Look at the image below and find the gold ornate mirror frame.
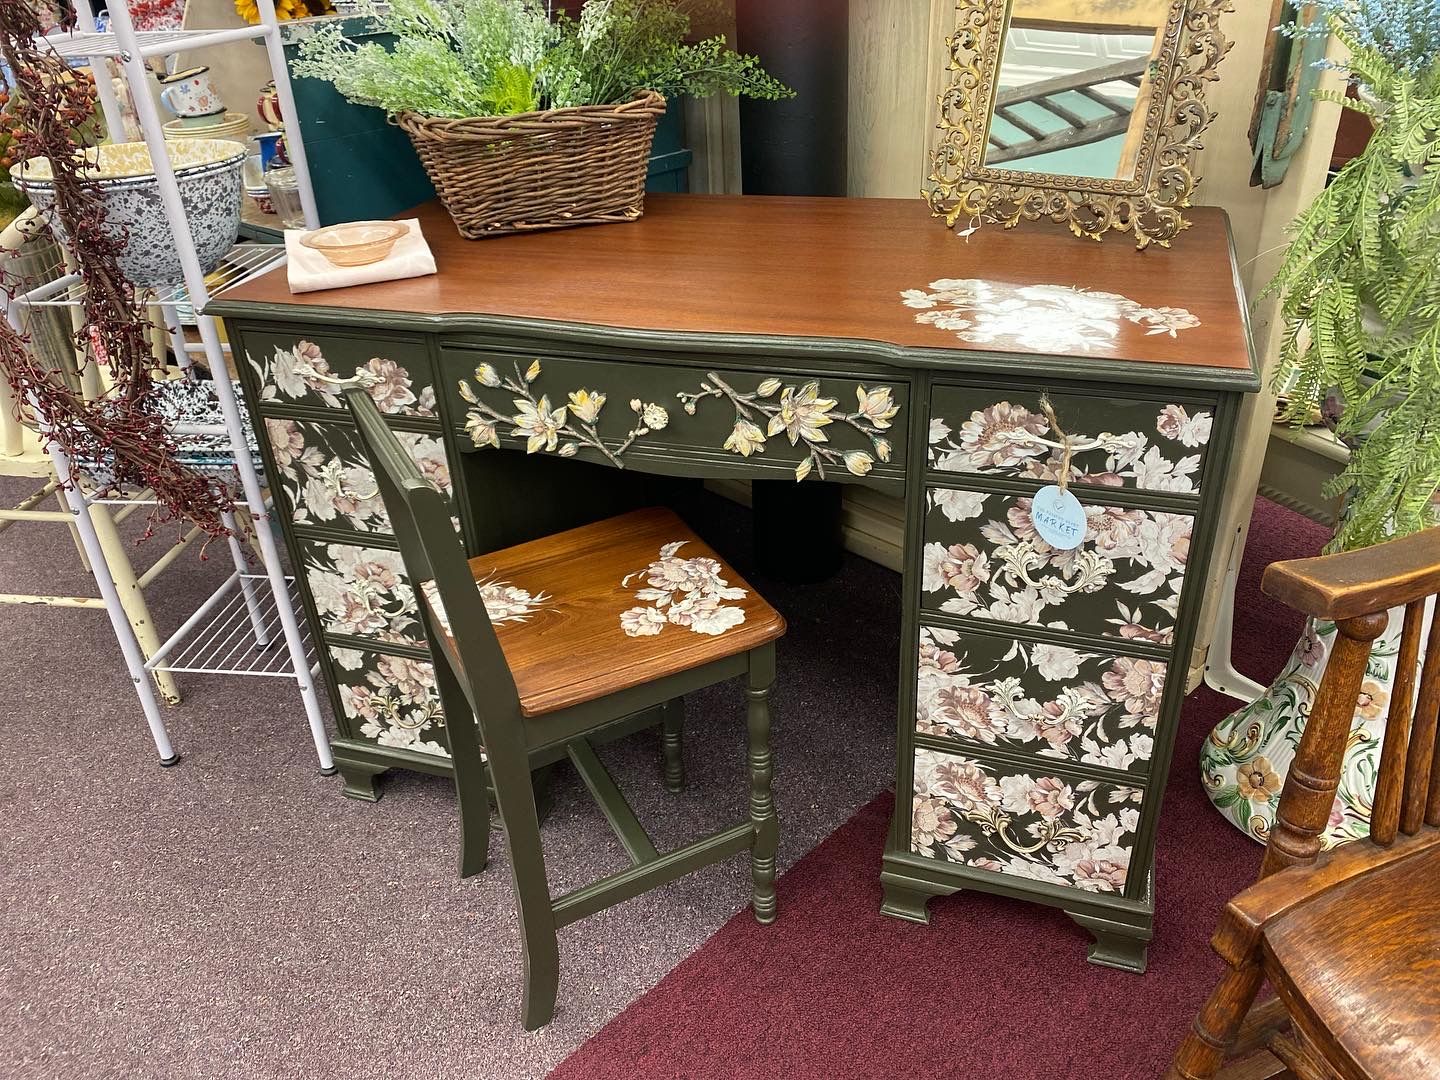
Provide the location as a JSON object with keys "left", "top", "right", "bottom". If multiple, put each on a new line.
{"left": 926, "top": 0, "right": 1235, "bottom": 249}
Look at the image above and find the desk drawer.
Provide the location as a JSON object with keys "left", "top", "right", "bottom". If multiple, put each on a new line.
{"left": 442, "top": 350, "right": 907, "bottom": 484}
{"left": 911, "top": 745, "right": 1143, "bottom": 894}
{"left": 266, "top": 418, "right": 452, "bottom": 537}
{"left": 922, "top": 486, "right": 1192, "bottom": 647}
{"left": 300, "top": 539, "right": 424, "bottom": 648}
{"left": 242, "top": 330, "right": 438, "bottom": 419}
{"left": 916, "top": 625, "right": 1163, "bottom": 775}
{"left": 327, "top": 644, "right": 449, "bottom": 758}
{"left": 928, "top": 385, "right": 1213, "bottom": 496}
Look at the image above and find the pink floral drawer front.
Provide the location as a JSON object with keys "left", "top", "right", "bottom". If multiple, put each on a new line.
{"left": 922, "top": 487, "right": 1193, "bottom": 647}
{"left": 266, "top": 419, "right": 452, "bottom": 537}
{"left": 301, "top": 541, "right": 424, "bottom": 648}
{"left": 328, "top": 645, "right": 449, "bottom": 759}
{"left": 911, "top": 746, "right": 1143, "bottom": 894}
{"left": 928, "top": 387, "right": 1213, "bottom": 496}
{"left": 917, "top": 626, "right": 1165, "bottom": 775}
{"left": 246, "top": 334, "right": 438, "bottom": 418}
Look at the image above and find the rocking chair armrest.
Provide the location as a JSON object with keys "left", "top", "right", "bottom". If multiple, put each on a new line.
{"left": 1262, "top": 527, "right": 1440, "bottom": 621}
{"left": 1213, "top": 829, "right": 1440, "bottom": 965}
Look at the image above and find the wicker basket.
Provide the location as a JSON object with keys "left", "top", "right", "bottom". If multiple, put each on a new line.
{"left": 395, "top": 90, "right": 667, "bottom": 240}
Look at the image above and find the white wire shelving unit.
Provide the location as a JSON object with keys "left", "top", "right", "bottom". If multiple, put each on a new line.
{"left": 11, "top": 0, "right": 333, "bottom": 771}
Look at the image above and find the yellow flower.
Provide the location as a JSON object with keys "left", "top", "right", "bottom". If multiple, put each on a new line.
{"left": 843, "top": 450, "right": 874, "bottom": 476}
{"left": 724, "top": 419, "right": 767, "bottom": 457}
{"left": 756, "top": 378, "right": 783, "bottom": 397}
{"left": 1237, "top": 756, "right": 1282, "bottom": 803}
{"left": 768, "top": 381, "right": 836, "bottom": 445}
{"left": 475, "top": 363, "right": 501, "bottom": 388}
{"left": 464, "top": 413, "right": 499, "bottom": 450}
{"left": 511, "top": 395, "right": 567, "bottom": 453}
{"left": 568, "top": 389, "right": 606, "bottom": 424}
{"left": 855, "top": 385, "right": 899, "bottom": 429}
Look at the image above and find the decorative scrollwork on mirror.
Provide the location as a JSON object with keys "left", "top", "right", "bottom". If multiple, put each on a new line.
{"left": 926, "top": 0, "right": 1234, "bottom": 249}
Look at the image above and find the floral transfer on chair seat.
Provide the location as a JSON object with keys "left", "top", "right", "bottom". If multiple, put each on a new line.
{"left": 420, "top": 577, "right": 552, "bottom": 635}
{"left": 620, "top": 541, "right": 748, "bottom": 637}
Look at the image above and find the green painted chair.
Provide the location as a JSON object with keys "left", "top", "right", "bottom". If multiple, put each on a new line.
{"left": 345, "top": 389, "right": 784, "bottom": 1029}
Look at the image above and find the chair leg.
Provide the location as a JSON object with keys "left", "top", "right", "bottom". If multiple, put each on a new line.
{"left": 434, "top": 660, "right": 491, "bottom": 879}
{"left": 501, "top": 793, "right": 560, "bottom": 1031}
{"left": 1167, "top": 959, "right": 1267, "bottom": 1080}
{"left": 457, "top": 773, "right": 491, "bottom": 880}
{"left": 661, "top": 696, "right": 685, "bottom": 794}
{"left": 747, "top": 644, "right": 779, "bottom": 925}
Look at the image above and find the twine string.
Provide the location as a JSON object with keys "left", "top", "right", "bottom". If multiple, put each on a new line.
{"left": 1038, "top": 394, "right": 1074, "bottom": 493}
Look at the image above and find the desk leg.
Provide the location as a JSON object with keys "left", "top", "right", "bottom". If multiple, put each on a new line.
{"left": 1067, "top": 908, "right": 1152, "bottom": 974}
{"left": 335, "top": 756, "right": 390, "bottom": 802}
{"left": 879, "top": 879, "right": 945, "bottom": 925}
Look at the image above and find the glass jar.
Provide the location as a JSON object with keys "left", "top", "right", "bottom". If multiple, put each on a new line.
{"left": 264, "top": 166, "right": 306, "bottom": 230}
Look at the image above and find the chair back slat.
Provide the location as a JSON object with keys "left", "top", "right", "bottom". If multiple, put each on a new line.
{"left": 1371, "top": 600, "right": 1426, "bottom": 845}
{"left": 1404, "top": 612, "right": 1440, "bottom": 835}
{"left": 344, "top": 389, "right": 524, "bottom": 756}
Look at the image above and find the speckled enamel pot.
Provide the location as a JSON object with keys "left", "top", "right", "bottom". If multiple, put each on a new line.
{"left": 11, "top": 140, "right": 246, "bottom": 288}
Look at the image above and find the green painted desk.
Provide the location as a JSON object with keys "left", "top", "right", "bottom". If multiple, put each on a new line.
{"left": 210, "top": 194, "right": 1258, "bottom": 971}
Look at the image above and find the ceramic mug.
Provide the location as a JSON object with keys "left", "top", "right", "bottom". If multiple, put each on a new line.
{"left": 158, "top": 66, "right": 224, "bottom": 119}
{"left": 250, "top": 131, "right": 283, "bottom": 172}
{"left": 256, "top": 80, "right": 284, "bottom": 131}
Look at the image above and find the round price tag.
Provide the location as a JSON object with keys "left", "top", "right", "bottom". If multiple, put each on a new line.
{"left": 1030, "top": 485, "right": 1087, "bottom": 550}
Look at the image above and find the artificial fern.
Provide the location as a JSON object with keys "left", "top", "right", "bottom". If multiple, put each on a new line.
{"left": 1270, "top": 5, "right": 1440, "bottom": 551}
{"left": 291, "top": 0, "right": 792, "bottom": 121}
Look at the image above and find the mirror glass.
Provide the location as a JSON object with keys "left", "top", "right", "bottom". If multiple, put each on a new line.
{"left": 983, "top": 0, "right": 1170, "bottom": 181}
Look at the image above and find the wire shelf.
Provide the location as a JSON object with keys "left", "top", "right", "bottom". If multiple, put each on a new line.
{"left": 39, "top": 25, "right": 269, "bottom": 60}
{"left": 145, "top": 572, "right": 316, "bottom": 677}
{"left": 19, "top": 243, "right": 287, "bottom": 314}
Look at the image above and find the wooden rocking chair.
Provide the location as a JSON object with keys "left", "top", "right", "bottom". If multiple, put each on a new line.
{"left": 1169, "top": 528, "right": 1440, "bottom": 1079}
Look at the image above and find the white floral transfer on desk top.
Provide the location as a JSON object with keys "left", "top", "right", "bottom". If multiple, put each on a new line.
{"left": 900, "top": 279, "right": 1201, "bottom": 354}
{"left": 621, "top": 541, "right": 748, "bottom": 638}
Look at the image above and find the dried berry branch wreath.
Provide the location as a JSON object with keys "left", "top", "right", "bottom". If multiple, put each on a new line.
{"left": 0, "top": 1, "right": 231, "bottom": 542}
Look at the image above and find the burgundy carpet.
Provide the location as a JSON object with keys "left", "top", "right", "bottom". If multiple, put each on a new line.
{"left": 549, "top": 499, "right": 1331, "bottom": 1080}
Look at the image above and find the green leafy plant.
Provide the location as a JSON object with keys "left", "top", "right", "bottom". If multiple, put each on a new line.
{"left": 1270, "top": 5, "right": 1440, "bottom": 551}
{"left": 291, "top": 0, "right": 792, "bottom": 120}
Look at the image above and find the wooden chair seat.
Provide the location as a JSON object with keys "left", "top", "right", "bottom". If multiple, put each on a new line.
{"left": 1262, "top": 841, "right": 1440, "bottom": 1079}
{"left": 420, "top": 506, "right": 786, "bottom": 717}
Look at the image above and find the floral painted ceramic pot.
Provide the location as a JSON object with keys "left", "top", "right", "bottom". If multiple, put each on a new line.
{"left": 11, "top": 139, "right": 246, "bottom": 288}
{"left": 1201, "top": 602, "right": 1429, "bottom": 847}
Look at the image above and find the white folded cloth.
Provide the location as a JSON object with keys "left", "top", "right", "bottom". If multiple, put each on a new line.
{"left": 285, "top": 218, "right": 437, "bottom": 294}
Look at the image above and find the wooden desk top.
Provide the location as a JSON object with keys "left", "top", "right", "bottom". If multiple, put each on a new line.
{"left": 212, "top": 195, "right": 1255, "bottom": 377}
